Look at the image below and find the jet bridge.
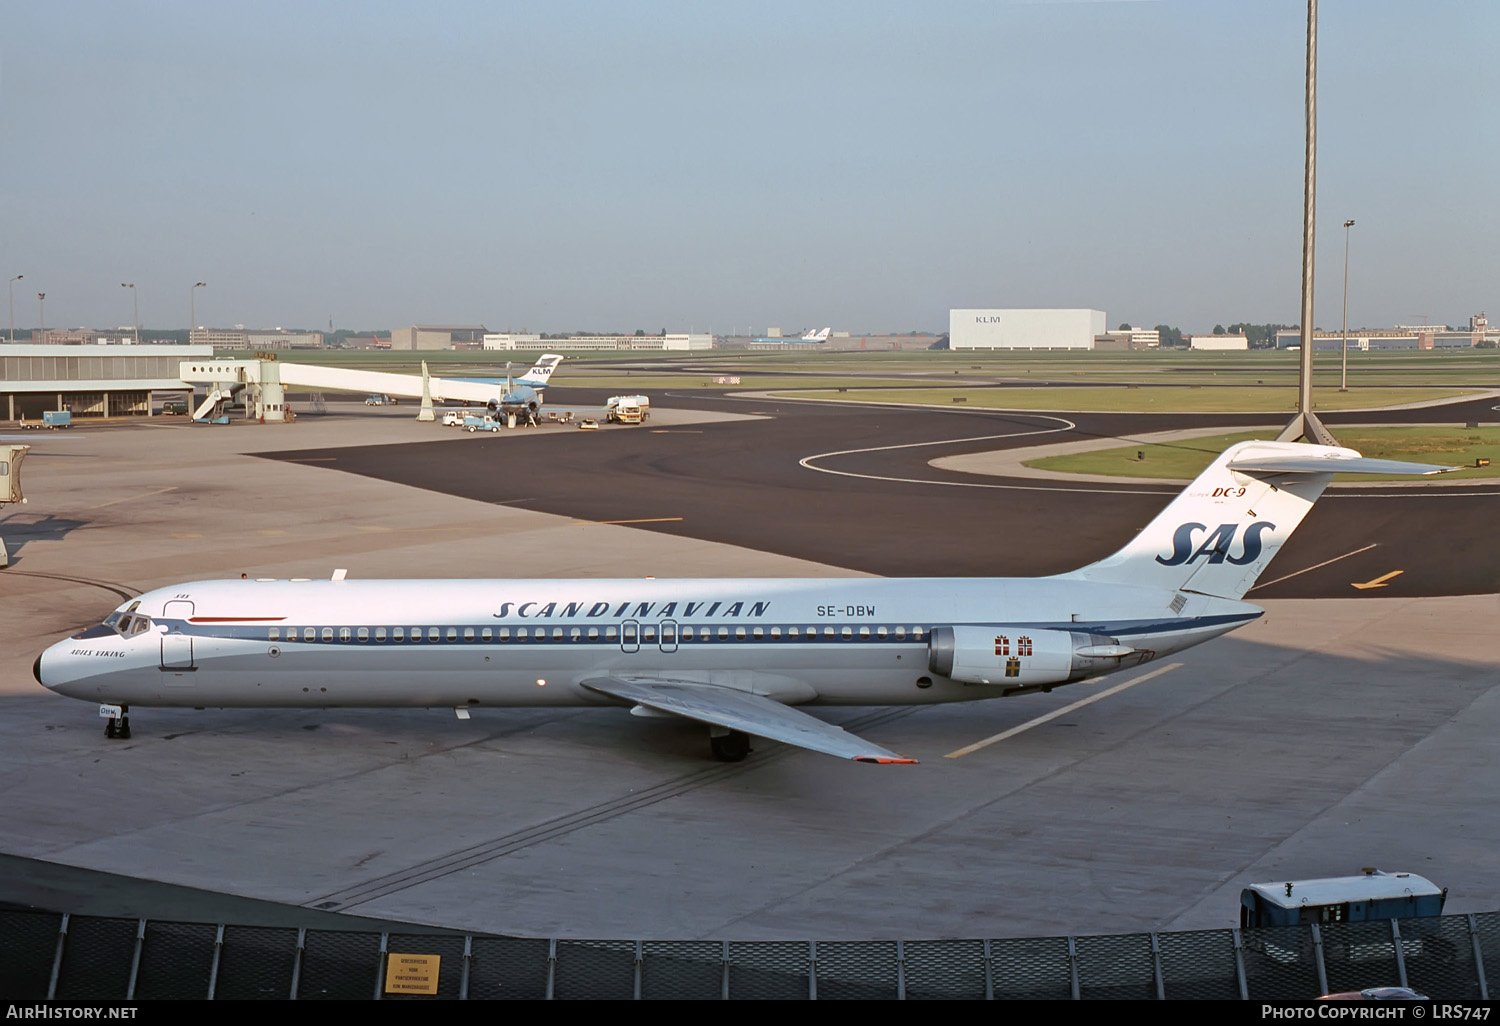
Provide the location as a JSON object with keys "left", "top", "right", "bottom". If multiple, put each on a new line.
{"left": 179, "top": 357, "right": 512, "bottom": 423}
{"left": 1, "top": 444, "right": 29, "bottom": 568}
{"left": 178, "top": 359, "right": 285, "bottom": 423}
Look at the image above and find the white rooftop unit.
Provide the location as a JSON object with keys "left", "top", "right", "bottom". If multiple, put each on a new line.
{"left": 949, "top": 309, "right": 1106, "bottom": 350}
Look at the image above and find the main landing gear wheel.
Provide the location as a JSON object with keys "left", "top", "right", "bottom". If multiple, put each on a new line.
{"left": 710, "top": 730, "right": 751, "bottom": 762}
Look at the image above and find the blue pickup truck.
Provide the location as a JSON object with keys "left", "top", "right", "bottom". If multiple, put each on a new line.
{"left": 462, "top": 414, "right": 501, "bottom": 433}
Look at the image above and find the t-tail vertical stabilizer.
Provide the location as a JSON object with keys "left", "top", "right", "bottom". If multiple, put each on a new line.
{"left": 1059, "top": 440, "right": 1454, "bottom": 600}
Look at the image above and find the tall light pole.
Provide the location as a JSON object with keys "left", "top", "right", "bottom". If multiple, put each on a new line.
{"left": 7, "top": 275, "right": 21, "bottom": 343}
{"left": 37, "top": 293, "right": 45, "bottom": 340}
{"left": 1278, "top": 0, "right": 1338, "bottom": 446}
{"left": 1340, "top": 219, "right": 1355, "bottom": 391}
{"left": 121, "top": 283, "right": 139, "bottom": 344}
{"left": 191, "top": 282, "right": 206, "bottom": 336}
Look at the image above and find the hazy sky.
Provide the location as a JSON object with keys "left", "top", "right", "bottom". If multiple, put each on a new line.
{"left": 2, "top": 1, "right": 1494, "bottom": 335}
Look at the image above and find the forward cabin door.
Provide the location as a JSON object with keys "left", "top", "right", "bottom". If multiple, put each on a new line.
{"left": 160, "top": 599, "right": 197, "bottom": 673}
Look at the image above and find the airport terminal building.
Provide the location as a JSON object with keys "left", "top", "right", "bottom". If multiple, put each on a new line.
{"left": 0, "top": 343, "right": 210, "bottom": 421}
{"left": 1275, "top": 314, "right": 1498, "bottom": 351}
{"left": 949, "top": 309, "right": 1106, "bottom": 350}
{"left": 483, "top": 333, "right": 713, "bottom": 352}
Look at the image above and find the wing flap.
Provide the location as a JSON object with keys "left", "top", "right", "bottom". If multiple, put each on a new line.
{"left": 581, "top": 676, "right": 917, "bottom": 764}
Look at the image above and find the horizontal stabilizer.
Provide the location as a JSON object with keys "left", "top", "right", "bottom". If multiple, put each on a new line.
{"left": 581, "top": 676, "right": 917, "bottom": 764}
{"left": 1227, "top": 454, "right": 1456, "bottom": 476}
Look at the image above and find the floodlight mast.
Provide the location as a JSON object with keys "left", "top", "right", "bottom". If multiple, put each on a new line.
{"left": 1278, "top": 0, "right": 1338, "bottom": 446}
{"left": 1340, "top": 220, "right": 1354, "bottom": 392}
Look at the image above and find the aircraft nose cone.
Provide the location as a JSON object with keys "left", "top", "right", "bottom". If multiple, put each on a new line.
{"left": 33, "top": 651, "right": 46, "bottom": 686}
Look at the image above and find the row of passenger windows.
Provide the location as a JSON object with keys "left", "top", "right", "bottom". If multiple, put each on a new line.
{"left": 266, "top": 624, "right": 929, "bottom": 644}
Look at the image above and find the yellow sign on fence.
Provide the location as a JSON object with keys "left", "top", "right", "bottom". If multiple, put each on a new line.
{"left": 385, "top": 952, "right": 441, "bottom": 995}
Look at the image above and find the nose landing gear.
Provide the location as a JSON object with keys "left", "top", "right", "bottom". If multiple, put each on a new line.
{"left": 102, "top": 704, "right": 131, "bottom": 740}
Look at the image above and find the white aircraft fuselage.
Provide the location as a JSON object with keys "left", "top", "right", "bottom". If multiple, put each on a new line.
{"left": 33, "top": 441, "right": 1454, "bottom": 762}
{"left": 35, "top": 576, "right": 1258, "bottom": 711}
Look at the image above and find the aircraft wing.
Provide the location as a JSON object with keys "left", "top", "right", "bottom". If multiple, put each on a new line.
{"left": 580, "top": 676, "right": 917, "bottom": 764}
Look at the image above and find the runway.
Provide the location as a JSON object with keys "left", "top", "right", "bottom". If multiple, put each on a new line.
{"left": 2, "top": 399, "right": 1497, "bottom": 940}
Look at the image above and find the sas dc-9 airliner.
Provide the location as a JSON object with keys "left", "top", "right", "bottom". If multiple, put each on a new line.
{"left": 33, "top": 441, "right": 1450, "bottom": 763}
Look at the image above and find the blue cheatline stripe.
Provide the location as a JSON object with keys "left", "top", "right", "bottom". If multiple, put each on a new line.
{"left": 164, "top": 612, "right": 1254, "bottom": 645}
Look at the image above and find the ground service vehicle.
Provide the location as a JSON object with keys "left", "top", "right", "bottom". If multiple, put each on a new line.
{"left": 1241, "top": 870, "right": 1446, "bottom": 928}
{"left": 606, "top": 395, "right": 648, "bottom": 423}
{"left": 463, "top": 415, "right": 501, "bottom": 433}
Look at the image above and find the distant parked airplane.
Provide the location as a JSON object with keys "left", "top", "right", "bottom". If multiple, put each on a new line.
{"left": 480, "top": 354, "right": 564, "bottom": 427}
{"left": 751, "top": 328, "right": 831, "bottom": 344}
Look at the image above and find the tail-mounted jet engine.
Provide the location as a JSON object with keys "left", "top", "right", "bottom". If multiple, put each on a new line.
{"left": 927, "top": 626, "right": 1146, "bottom": 694}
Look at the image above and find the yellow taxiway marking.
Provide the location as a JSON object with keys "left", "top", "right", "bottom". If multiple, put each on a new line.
{"left": 944, "top": 661, "right": 1184, "bottom": 759}
{"left": 1353, "top": 570, "right": 1404, "bottom": 590}
{"left": 81, "top": 486, "right": 177, "bottom": 510}
{"left": 355, "top": 525, "right": 393, "bottom": 533}
{"left": 572, "top": 517, "right": 685, "bottom": 526}
{"left": 650, "top": 430, "right": 702, "bottom": 434}
{"left": 258, "top": 529, "right": 289, "bottom": 536}
{"left": 170, "top": 532, "right": 204, "bottom": 540}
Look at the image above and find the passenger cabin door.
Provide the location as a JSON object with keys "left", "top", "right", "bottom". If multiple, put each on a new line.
{"left": 159, "top": 599, "right": 196, "bottom": 672}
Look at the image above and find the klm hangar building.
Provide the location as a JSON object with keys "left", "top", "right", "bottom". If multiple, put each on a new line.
{"left": 949, "top": 309, "right": 1106, "bottom": 350}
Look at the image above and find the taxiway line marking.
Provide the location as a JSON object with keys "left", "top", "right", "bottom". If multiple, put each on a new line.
{"left": 1247, "top": 544, "right": 1377, "bottom": 592}
{"left": 82, "top": 486, "right": 177, "bottom": 510}
{"left": 944, "top": 661, "right": 1184, "bottom": 759}
{"left": 572, "top": 517, "right": 685, "bottom": 526}
{"left": 1353, "top": 570, "right": 1404, "bottom": 590}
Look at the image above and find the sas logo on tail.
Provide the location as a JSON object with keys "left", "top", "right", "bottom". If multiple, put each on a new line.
{"left": 1156, "top": 522, "right": 1278, "bottom": 567}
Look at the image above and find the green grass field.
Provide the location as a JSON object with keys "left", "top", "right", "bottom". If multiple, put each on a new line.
{"left": 1025, "top": 426, "right": 1500, "bottom": 480}
{"left": 776, "top": 385, "right": 1481, "bottom": 413}
{"left": 265, "top": 346, "right": 1500, "bottom": 408}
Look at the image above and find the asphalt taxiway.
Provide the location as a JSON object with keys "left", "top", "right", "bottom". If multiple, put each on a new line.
{"left": 2, "top": 400, "right": 1496, "bottom": 940}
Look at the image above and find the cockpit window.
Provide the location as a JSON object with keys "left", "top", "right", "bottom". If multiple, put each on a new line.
{"left": 103, "top": 613, "right": 154, "bottom": 637}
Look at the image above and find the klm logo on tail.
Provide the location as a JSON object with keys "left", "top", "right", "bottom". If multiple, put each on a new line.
{"left": 1155, "top": 522, "right": 1278, "bottom": 567}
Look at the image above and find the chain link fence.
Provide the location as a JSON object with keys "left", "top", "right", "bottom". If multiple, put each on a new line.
{"left": 2, "top": 907, "right": 1493, "bottom": 1000}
